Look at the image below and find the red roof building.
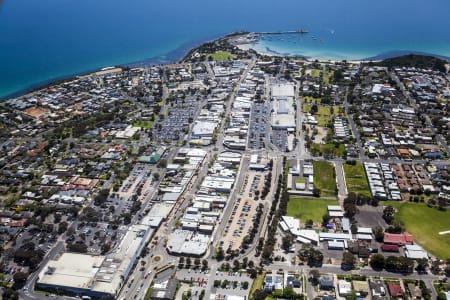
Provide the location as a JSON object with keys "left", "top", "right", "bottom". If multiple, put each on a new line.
{"left": 388, "top": 283, "right": 403, "bottom": 297}
{"left": 381, "top": 244, "right": 400, "bottom": 252}
{"left": 383, "top": 232, "right": 414, "bottom": 246}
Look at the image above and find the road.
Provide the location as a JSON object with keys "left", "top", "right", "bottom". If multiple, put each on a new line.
{"left": 19, "top": 242, "right": 65, "bottom": 300}
{"left": 333, "top": 160, "right": 347, "bottom": 205}
{"left": 343, "top": 87, "right": 365, "bottom": 159}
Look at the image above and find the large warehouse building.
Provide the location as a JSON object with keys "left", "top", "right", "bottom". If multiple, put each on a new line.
{"left": 36, "top": 224, "right": 153, "bottom": 299}
{"left": 270, "top": 83, "right": 296, "bottom": 129}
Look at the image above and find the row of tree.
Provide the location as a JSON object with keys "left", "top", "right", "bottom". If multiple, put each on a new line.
{"left": 261, "top": 158, "right": 289, "bottom": 262}
{"left": 370, "top": 254, "right": 415, "bottom": 274}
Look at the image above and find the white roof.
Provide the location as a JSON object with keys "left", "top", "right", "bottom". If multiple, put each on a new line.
{"left": 357, "top": 227, "right": 373, "bottom": 234}
{"left": 329, "top": 211, "right": 344, "bottom": 217}
{"left": 328, "top": 205, "right": 343, "bottom": 211}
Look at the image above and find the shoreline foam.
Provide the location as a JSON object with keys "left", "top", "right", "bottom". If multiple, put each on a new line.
{"left": 2, "top": 31, "right": 449, "bottom": 101}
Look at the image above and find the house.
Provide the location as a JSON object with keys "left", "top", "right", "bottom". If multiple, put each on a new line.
{"left": 319, "top": 276, "right": 335, "bottom": 291}
{"left": 407, "top": 283, "right": 422, "bottom": 299}
{"left": 292, "top": 280, "right": 301, "bottom": 288}
{"left": 383, "top": 232, "right": 414, "bottom": 246}
{"left": 264, "top": 275, "right": 274, "bottom": 292}
{"left": 369, "top": 280, "right": 386, "bottom": 299}
{"left": 338, "top": 280, "right": 352, "bottom": 296}
{"left": 387, "top": 283, "right": 403, "bottom": 298}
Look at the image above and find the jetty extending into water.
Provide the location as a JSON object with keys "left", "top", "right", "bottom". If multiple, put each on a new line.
{"left": 257, "top": 29, "right": 308, "bottom": 35}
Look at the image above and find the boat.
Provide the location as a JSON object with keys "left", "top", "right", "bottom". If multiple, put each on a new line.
{"left": 300, "top": 29, "right": 309, "bottom": 34}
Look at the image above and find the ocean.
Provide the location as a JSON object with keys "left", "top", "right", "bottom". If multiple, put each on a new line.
{"left": 1, "top": 0, "right": 450, "bottom": 99}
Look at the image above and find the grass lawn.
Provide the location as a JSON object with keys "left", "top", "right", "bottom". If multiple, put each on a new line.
{"left": 313, "top": 161, "right": 337, "bottom": 197}
{"left": 249, "top": 274, "right": 265, "bottom": 300}
{"left": 207, "top": 50, "right": 234, "bottom": 61}
{"left": 383, "top": 201, "right": 450, "bottom": 259}
{"left": 132, "top": 120, "right": 154, "bottom": 129}
{"left": 310, "top": 143, "right": 346, "bottom": 158}
{"left": 324, "top": 70, "right": 334, "bottom": 85}
{"left": 434, "top": 280, "right": 450, "bottom": 294}
{"left": 343, "top": 162, "right": 371, "bottom": 197}
{"left": 302, "top": 104, "right": 343, "bottom": 126}
{"left": 311, "top": 69, "right": 321, "bottom": 77}
{"left": 287, "top": 197, "right": 338, "bottom": 222}
{"left": 144, "top": 288, "right": 153, "bottom": 300}
{"left": 301, "top": 96, "right": 321, "bottom": 104}
{"left": 296, "top": 177, "right": 305, "bottom": 184}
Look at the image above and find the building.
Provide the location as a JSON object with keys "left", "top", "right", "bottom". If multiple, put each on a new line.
{"left": 271, "top": 83, "right": 296, "bottom": 129}
{"left": 404, "top": 244, "right": 428, "bottom": 260}
{"left": 36, "top": 224, "right": 152, "bottom": 299}
{"left": 319, "top": 276, "right": 334, "bottom": 291}
{"left": 387, "top": 283, "right": 403, "bottom": 298}
{"left": 166, "top": 230, "right": 209, "bottom": 257}
{"left": 151, "top": 279, "right": 178, "bottom": 300}
{"left": 338, "top": 280, "right": 352, "bottom": 296}
{"left": 383, "top": 232, "right": 414, "bottom": 246}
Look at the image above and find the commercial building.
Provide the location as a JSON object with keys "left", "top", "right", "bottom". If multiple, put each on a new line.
{"left": 270, "top": 83, "right": 296, "bottom": 129}
{"left": 36, "top": 225, "right": 153, "bottom": 299}
{"left": 166, "top": 230, "right": 210, "bottom": 257}
{"left": 191, "top": 121, "right": 218, "bottom": 138}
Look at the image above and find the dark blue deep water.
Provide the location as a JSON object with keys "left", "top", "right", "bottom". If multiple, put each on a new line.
{"left": 1, "top": 0, "right": 450, "bottom": 99}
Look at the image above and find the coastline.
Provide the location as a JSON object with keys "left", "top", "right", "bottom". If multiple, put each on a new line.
{"left": 2, "top": 31, "right": 449, "bottom": 102}
{"left": 0, "top": 34, "right": 223, "bottom": 102}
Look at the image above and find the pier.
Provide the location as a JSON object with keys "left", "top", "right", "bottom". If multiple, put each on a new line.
{"left": 257, "top": 29, "right": 308, "bottom": 35}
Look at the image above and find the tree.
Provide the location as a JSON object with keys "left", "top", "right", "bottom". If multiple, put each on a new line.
{"left": 416, "top": 258, "right": 428, "bottom": 274}
{"left": 153, "top": 172, "right": 160, "bottom": 181}
{"left": 344, "top": 195, "right": 358, "bottom": 220}
{"left": 216, "top": 247, "right": 225, "bottom": 261}
{"left": 58, "top": 221, "right": 68, "bottom": 234}
{"left": 248, "top": 260, "right": 255, "bottom": 269}
{"left": 281, "top": 235, "right": 294, "bottom": 252}
{"left": 341, "top": 251, "right": 355, "bottom": 270}
{"left": 385, "top": 256, "right": 414, "bottom": 273}
{"left": 373, "top": 226, "right": 384, "bottom": 242}
{"left": 157, "top": 159, "right": 167, "bottom": 169}
{"left": 383, "top": 205, "right": 395, "bottom": 224}
{"left": 194, "top": 258, "right": 201, "bottom": 266}
{"left": 233, "top": 259, "right": 240, "bottom": 271}
{"left": 202, "top": 259, "right": 208, "bottom": 270}
{"left": 322, "top": 213, "right": 331, "bottom": 226}
{"left": 2, "top": 287, "right": 19, "bottom": 300}
{"left": 179, "top": 256, "right": 185, "bottom": 266}
{"left": 13, "top": 272, "right": 28, "bottom": 289}
{"left": 198, "top": 289, "right": 205, "bottom": 300}
{"left": 305, "top": 219, "right": 314, "bottom": 228}
{"left": 100, "top": 243, "right": 111, "bottom": 254}
{"left": 67, "top": 242, "right": 88, "bottom": 253}
{"left": 309, "top": 269, "right": 320, "bottom": 286}
{"left": 370, "top": 254, "right": 385, "bottom": 270}
{"left": 312, "top": 188, "right": 321, "bottom": 197}
{"left": 242, "top": 281, "right": 249, "bottom": 289}
{"left": 186, "top": 257, "right": 192, "bottom": 266}
{"left": 253, "top": 290, "right": 268, "bottom": 300}
{"left": 298, "top": 245, "right": 323, "bottom": 267}
{"left": 438, "top": 197, "right": 447, "bottom": 210}
{"left": 445, "top": 258, "right": 450, "bottom": 277}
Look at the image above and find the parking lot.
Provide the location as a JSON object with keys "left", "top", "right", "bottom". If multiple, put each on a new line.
{"left": 153, "top": 95, "right": 202, "bottom": 142}
{"left": 222, "top": 171, "right": 267, "bottom": 251}
{"left": 354, "top": 205, "right": 387, "bottom": 228}
{"left": 248, "top": 102, "right": 270, "bottom": 149}
{"left": 272, "top": 129, "right": 288, "bottom": 151}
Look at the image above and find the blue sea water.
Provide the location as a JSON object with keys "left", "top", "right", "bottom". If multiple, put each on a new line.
{"left": 1, "top": 0, "right": 450, "bottom": 99}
